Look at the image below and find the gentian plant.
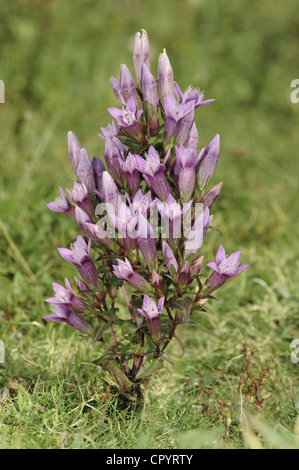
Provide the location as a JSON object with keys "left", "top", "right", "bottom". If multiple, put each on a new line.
{"left": 46, "top": 31, "right": 248, "bottom": 406}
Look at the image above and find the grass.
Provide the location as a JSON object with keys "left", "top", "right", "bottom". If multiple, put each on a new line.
{"left": 0, "top": 0, "right": 299, "bottom": 449}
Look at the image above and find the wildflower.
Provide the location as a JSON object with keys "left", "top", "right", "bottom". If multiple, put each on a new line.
{"left": 137, "top": 295, "right": 164, "bottom": 342}
{"left": 104, "top": 137, "right": 126, "bottom": 187}
{"left": 175, "top": 144, "right": 199, "bottom": 201}
{"left": 120, "top": 152, "right": 141, "bottom": 194}
{"left": 43, "top": 304, "right": 92, "bottom": 335}
{"left": 108, "top": 96, "right": 143, "bottom": 141}
{"left": 164, "top": 92, "right": 195, "bottom": 145}
{"left": 136, "top": 146, "right": 170, "bottom": 200}
{"left": 47, "top": 188, "right": 75, "bottom": 219}
{"left": 205, "top": 245, "right": 249, "bottom": 294}
{"left": 133, "top": 29, "right": 151, "bottom": 86}
{"left": 157, "top": 50, "right": 175, "bottom": 103}
{"left": 112, "top": 257, "right": 151, "bottom": 291}
{"left": 58, "top": 235, "right": 99, "bottom": 288}
{"left": 197, "top": 134, "right": 220, "bottom": 190}
{"left": 45, "top": 278, "right": 88, "bottom": 313}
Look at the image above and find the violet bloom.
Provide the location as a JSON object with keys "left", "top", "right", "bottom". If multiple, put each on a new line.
{"left": 157, "top": 50, "right": 175, "bottom": 104}
{"left": 110, "top": 200, "right": 139, "bottom": 252}
{"left": 120, "top": 152, "right": 141, "bottom": 194}
{"left": 197, "top": 134, "right": 220, "bottom": 191}
{"left": 136, "top": 146, "right": 170, "bottom": 200}
{"left": 101, "top": 171, "right": 120, "bottom": 215}
{"left": 175, "top": 144, "right": 199, "bottom": 201}
{"left": 156, "top": 193, "right": 192, "bottom": 242}
{"left": 184, "top": 206, "right": 213, "bottom": 258}
{"left": 92, "top": 156, "right": 105, "bottom": 191}
{"left": 67, "top": 131, "right": 82, "bottom": 174}
{"left": 98, "top": 121, "right": 120, "bottom": 141}
{"left": 164, "top": 92, "right": 195, "bottom": 145}
{"left": 85, "top": 222, "right": 115, "bottom": 249}
{"left": 137, "top": 295, "right": 164, "bottom": 343}
{"left": 185, "top": 122, "right": 199, "bottom": 153}
{"left": 137, "top": 214, "right": 158, "bottom": 271}
{"left": 162, "top": 241, "right": 178, "bottom": 274}
{"left": 67, "top": 182, "right": 95, "bottom": 219}
{"left": 76, "top": 148, "right": 96, "bottom": 195}
{"left": 178, "top": 261, "right": 190, "bottom": 289}
{"left": 201, "top": 182, "right": 222, "bottom": 209}
{"left": 128, "top": 189, "right": 152, "bottom": 217}
{"left": 112, "top": 258, "right": 151, "bottom": 292}
{"left": 133, "top": 29, "right": 151, "bottom": 86}
{"left": 43, "top": 304, "right": 92, "bottom": 335}
{"left": 141, "top": 64, "right": 158, "bottom": 113}
{"left": 58, "top": 235, "right": 99, "bottom": 288}
{"left": 47, "top": 188, "right": 75, "bottom": 219}
{"left": 104, "top": 137, "right": 126, "bottom": 187}
{"left": 75, "top": 206, "right": 94, "bottom": 239}
{"left": 175, "top": 82, "right": 214, "bottom": 109}
{"left": 205, "top": 245, "right": 249, "bottom": 294}
{"left": 110, "top": 65, "right": 139, "bottom": 107}
{"left": 45, "top": 278, "right": 88, "bottom": 313}
{"left": 108, "top": 96, "right": 143, "bottom": 140}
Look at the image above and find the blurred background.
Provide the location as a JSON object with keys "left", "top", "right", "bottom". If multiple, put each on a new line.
{"left": 0, "top": 0, "right": 299, "bottom": 436}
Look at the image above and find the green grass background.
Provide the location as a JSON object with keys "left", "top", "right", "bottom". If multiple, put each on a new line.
{"left": 0, "top": 0, "right": 299, "bottom": 449}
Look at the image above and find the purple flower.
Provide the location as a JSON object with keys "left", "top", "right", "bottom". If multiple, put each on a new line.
{"left": 67, "top": 182, "right": 95, "bottom": 219}
{"left": 120, "top": 152, "right": 141, "bottom": 194}
{"left": 75, "top": 206, "right": 94, "bottom": 238}
{"left": 110, "top": 200, "right": 139, "bottom": 251}
{"left": 197, "top": 134, "right": 220, "bottom": 190}
{"left": 137, "top": 214, "right": 158, "bottom": 271}
{"left": 205, "top": 245, "right": 248, "bottom": 295}
{"left": 112, "top": 257, "right": 151, "bottom": 291}
{"left": 119, "top": 64, "right": 139, "bottom": 105}
{"left": 58, "top": 235, "right": 99, "bottom": 288}
{"left": 157, "top": 50, "right": 175, "bottom": 104}
{"left": 162, "top": 241, "right": 178, "bottom": 274}
{"left": 156, "top": 193, "right": 192, "bottom": 242}
{"left": 190, "top": 255, "right": 204, "bottom": 277}
{"left": 164, "top": 92, "right": 194, "bottom": 145}
{"left": 98, "top": 121, "right": 120, "bottom": 141}
{"left": 108, "top": 96, "right": 143, "bottom": 140}
{"left": 92, "top": 156, "right": 105, "bottom": 191}
{"left": 184, "top": 206, "right": 213, "bottom": 258}
{"left": 104, "top": 137, "right": 125, "bottom": 187}
{"left": 101, "top": 171, "right": 120, "bottom": 214}
{"left": 76, "top": 148, "right": 96, "bottom": 195}
{"left": 85, "top": 222, "right": 115, "bottom": 249}
{"left": 185, "top": 122, "right": 199, "bottom": 153}
{"left": 67, "top": 131, "right": 82, "bottom": 174}
{"left": 137, "top": 295, "right": 164, "bottom": 342}
{"left": 43, "top": 304, "right": 92, "bottom": 335}
{"left": 47, "top": 188, "right": 75, "bottom": 219}
{"left": 133, "top": 30, "right": 151, "bottom": 86}
{"left": 110, "top": 64, "right": 139, "bottom": 107}
{"left": 175, "top": 144, "right": 199, "bottom": 201}
{"left": 201, "top": 182, "right": 222, "bottom": 208}
{"left": 141, "top": 64, "right": 158, "bottom": 113}
{"left": 175, "top": 82, "right": 214, "bottom": 109}
{"left": 136, "top": 146, "right": 170, "bottom": 200}
{"left": 45, "top": 278, "right": 88, "bottom": 313}
{"left": 178, "top": 261, "right": 190, "bottom": 288}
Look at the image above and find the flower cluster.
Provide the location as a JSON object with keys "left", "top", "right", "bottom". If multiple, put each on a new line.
{"left": 46, "top": 31, "right": 248, "bottom": 382}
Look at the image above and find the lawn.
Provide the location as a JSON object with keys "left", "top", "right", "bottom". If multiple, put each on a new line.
{"left": 0, "top": 0, "right": 298, "bottom": 449}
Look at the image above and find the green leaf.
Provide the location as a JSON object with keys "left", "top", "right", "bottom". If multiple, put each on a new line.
{"left": 135, "top": 360, "right": 164, "bottom": 379}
